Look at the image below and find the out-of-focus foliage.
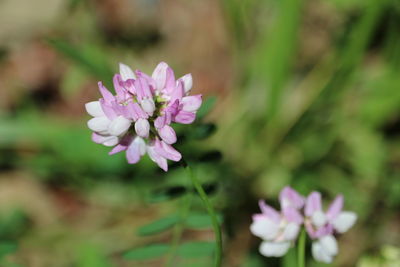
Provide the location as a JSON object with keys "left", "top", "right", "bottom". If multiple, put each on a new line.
{"left": 0, "top": 0, "right": 399, "bottom": 266}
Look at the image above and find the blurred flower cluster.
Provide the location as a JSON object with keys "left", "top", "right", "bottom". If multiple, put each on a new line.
{"left": 85, "top": 62, "right": 202, "bottom": 171}
{"left": 250, "top": 187, "right": 357, "bottom": 263}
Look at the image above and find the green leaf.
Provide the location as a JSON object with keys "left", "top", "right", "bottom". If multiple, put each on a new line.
{"left": 197, "top": 96, "right": 217, "bottom": 119}
{"left": 123, "top": 244, "right": 170, "bottom": 260}
{"left": 176, "top": 242, "right": 215, "bottom": 258}
{"left": 190, "top": 123, "right": 216, "bottom": 140}
{"left": 147, "top": 186, "right": 188, "bottom": 203}
{"left": 0, "top": 241, "right": 17, "bottom": 259}
{"left": 185, "top": 213, "right": 222, "bottom": 229}
{"left": 254, "top": 0, "right": 303, "bottom": 120}
{"left": 76, "top": 243, "right": 111, "bottom": 267}
{"left": 137, "top": 215, "right": 180, "bottom": 236}
{"left": 47, "top": 39, "right": 114, "bottom": 87}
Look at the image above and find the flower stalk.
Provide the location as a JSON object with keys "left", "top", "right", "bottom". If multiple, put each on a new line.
{"left": 297, "top": 228, "right": 306, "bottom": 267}
{"left": 181, "top": 159, "right": 222, "bottom": 267}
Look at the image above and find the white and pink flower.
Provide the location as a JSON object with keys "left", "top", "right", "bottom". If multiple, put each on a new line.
{"left": 304, "top": 192, "right": 357, "bottom": 263}
{"left": 250, "top": 187, "right": 357, "bottom": 263}
{"left": 250, "top": 187, "right": 304, "bottom": 257}
{"left": 85, "top": 62, "right": 202, "bottom": 171}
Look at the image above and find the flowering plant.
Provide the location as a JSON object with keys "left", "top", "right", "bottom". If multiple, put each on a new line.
{"left": 85, "top": 62, "right": 222, "bottom": 266}
{"left": 85, "top": 62, "right": 202, "bottom": 171}
{"left": 250, "top": 187, "right": 357, "bottom": 264}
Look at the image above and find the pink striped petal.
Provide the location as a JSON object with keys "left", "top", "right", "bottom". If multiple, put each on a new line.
{"left": 174, "top": 110, "right": 196, "bottom": 124}
{"left": 99, "top": 99, "right": 117, "bottom": 120}
{"left": 164, "top": 66, "right": 176, "bottom": 94}
{"left": 109, "top": 144, "right": 128, "bottom": 155}
{"left": 258, "top": 200, "right": 280, "bottom": 223}
{"left": 147, "top": 144, "right": 168, "bottom": 171}
{"left": 154, "top": 115, "right": 167, "bottom": 129}
{"left": 178, "top": 74, "right": 193, "bottom": 94}
{"left": 113, "top": 74, "right": 125, "bottom": 98}
{"left": 282, "top": 206, "right": 303, "bottom": 224}
{"left": 154, "top": 139, "right": 181, "bottom": 161}
{"left": 119, "top": 63, "right": 136, "bottom": 81}
{"left": 98, "top": 82, "right": 114, "bottom": 103}
{"left": 326, "top": 195, "right": 343, "bottom": 221}
{"left": 279, "top": 186, "right": 305, "bottom": 210}
{"left": 152, "top": 62, "right": 168, "bottom": 92}
{"left": 169, "top": 80, "right": 184, "bottom": 103}
{"left": 135, "top": 118, "right": 150, "bottom": 138}
{"left": 181, "top": 95, "right": 202, "bottom": 112}
{"left": 91, "top": 132, "right": 105, "bottom": 144}
{"left": 158, "top": 125, "right": 177, "bottom": 144}
{"left": 305, "top": 192, "right": 322, "bottom": 217}
{"left": 126, "top": 137, "right": 145, "bottom": 164}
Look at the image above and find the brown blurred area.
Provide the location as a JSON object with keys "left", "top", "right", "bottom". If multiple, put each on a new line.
{"left": 0, "top": 0, "right": 233, "bottom": 112}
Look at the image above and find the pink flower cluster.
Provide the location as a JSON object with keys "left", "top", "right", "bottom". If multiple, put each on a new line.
{"left": 85, "top": 62, "right": 202, "bottom": 171}
{"left": 250, "top": 187, "right": 357, "bottom": 263}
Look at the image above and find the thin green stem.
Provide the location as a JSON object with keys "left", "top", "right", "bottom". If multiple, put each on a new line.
{"left": 181, "top": 159, "right": 222, "bottom": 267}
{"left": 165, "top": 193, "right": 192, "bottom": 267}
{"left": 297, "top": 228, "right": 306, "bottom": 267}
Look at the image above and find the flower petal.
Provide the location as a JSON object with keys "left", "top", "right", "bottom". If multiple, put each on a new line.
{"left": 91, "top": 133, "right": 117, "bottom": 146}
{"left": 258, "top": 200, "right": 281, "bottom": 223}
{"left": 319, "top": 235, "right": 338, "bottom": 256}
{"left": 181, "top": 95, "right": 202, "bottom": 112}
{"left": 174, "top": 110, "right": 196, "bottom": 124}
{"left": 85, "top": 101, "right": 105, "bottom": 117}
{"left": 154, "top": 140, "right": 181, "bottom": 162}
{"left": 147, "top": 145, "right": 168, "bottom": 171}
{"left": 312, "top": 241, "right": 334, "bottom": 263}
{"left": 158, "top": 125, "right": 177, "bottom": 144}
{"left": 134, "top": 118, "right": 150, "bottom": 138}
{"left": 259, "top": 241, "right": 290, "bottom": 257}
{"left": 279, "top": 186, "right": 305, "bottom": 210}
{"left": 152, "top": 62, "right": 168, "bottom": 91}
{"left": 119, "top": 63, "right": 136, "bottom": 81}
{"left": 282, "top": 206, "right": 303, "bottom": 224}
{"left": 134, "top": 75, "right": 152, "bottom": 100}
{"left": 87, "top": 116, "right": 111, "bottom": 134}
{"left": 102, "top": 136, "right": 119, "bottom": 147}
{"left": 250, "top": 216, "right": 280, "bottom": 240}
{"left": 154, "top": 115, "right": 166, "bottom": 129}
{"left": 126, "top": 141, "right": 141, "bottom": 164}
{"left": 314, "top": 224, "right": 334, "bottom": 238}
{"left": 98, "top": 82, "right": 115, "bottom": 103}
{"left": 305, "top": 192, "right": 322, "bottom": 217}
{"left": 108, "top": 135, "right": 132, "bottom": 155}
{"left": 169, "top": 80, "right": 184, "bottom": 102}
{"left": 140, "top": 98, "right": 156, "bottom": 115}
{"left": 113, "top": 74, "right": 125, "bottom": 98}
{"left": 99, "top": 99, "right": 117, "bottom": 120}
{"left": 108, "top": 116, "right": 131, "bottom": 136}
{"left": 311, "top": 210, "right": 327, "bottom": 227}
{"left": 164, "top": 66, "right": 176, "bottom": 94}
{"left": 109, "top": 144, "right": 127, "bottom": 155}
{"left": 179, "top": 73, "right": 193, "bottom": 94}
{"left": 283, "top": 222, "right": 300, "bottom": 241}
{"left": 332, "top": 211, "right": 357, "bottom": 233}
{"left": 326, "top": 195, "right": 343, "bottom": 221}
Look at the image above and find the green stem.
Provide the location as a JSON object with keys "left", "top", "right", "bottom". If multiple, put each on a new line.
{"left": 297, "top": 228, "right": 306, "bottom": 267}
{"left": 181, "top": 159, "right": 223, "bottom": 267}
{"left": 165, "top": 193, "right": 192, "bottom": 267}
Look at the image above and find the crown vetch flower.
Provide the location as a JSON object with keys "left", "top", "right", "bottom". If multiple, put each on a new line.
{"left": 250, "top": 187, "right": 304, "bottom": 257}
{"left": 85, "top": 62, "right": 202, "bottom": 171}
{"left": 304, "top": 192, "right": 357, "bottom": 263}
{"left": 251, "top": 187, "right": 357, "bottom": 263}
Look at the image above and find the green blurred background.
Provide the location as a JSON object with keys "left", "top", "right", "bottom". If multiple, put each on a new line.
{"left": 0, "top": 0, "right": 399, "bottom": 266}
